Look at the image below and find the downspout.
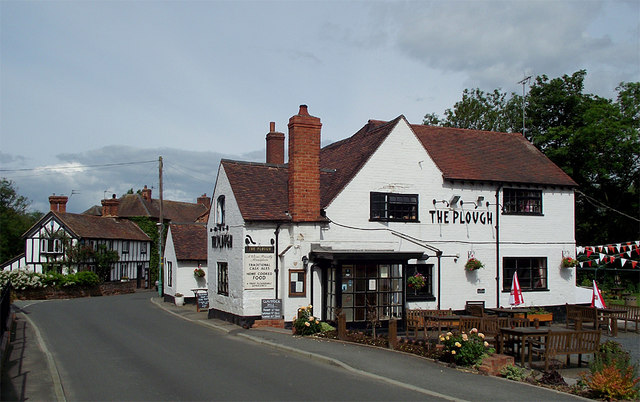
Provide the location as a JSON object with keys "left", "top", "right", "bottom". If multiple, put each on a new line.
{"left": 495, "top": 185, "right": 502, "bottom": 308}
{"left": 436, "top": 251, "right": 443, "bottom": 310}
{"left": 274, "top": 223, "right": 280, "bottom": 300}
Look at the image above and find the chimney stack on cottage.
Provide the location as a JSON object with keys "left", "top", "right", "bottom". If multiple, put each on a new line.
{"left": 101, "top": 194, "right": 119, "bottom": 217}
{"left": 288, "top": 105, "right": 322, "bottom": 222}
{"left": 197, "top": 193, "right": 211, "bottom": 208}
{"left": 141, "top": 185, "right": 152, "bottom": 201}
{"left": 49, "top": 195, "right": 68, "bottom": 213}
{"left": 266, "top": 122, "right": 285, "bottom": 164}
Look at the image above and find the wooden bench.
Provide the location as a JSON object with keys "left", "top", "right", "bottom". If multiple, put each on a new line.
{"left": 406, "top": 309, "right": 426, "bottom": 338}
{"left": 565, "top": 304, "right": 600, "bottom": 330}
{"left": 530, "top": 330, "right": 601, "bottom": 370}
{"left": 465, "top": 301, "right": 486, "bottom": 317}
{"left": 615, "top": 304, "right": 640, "bottom": 332}
{"left": 407, "top": 309, "right": 454, "bottom": 337}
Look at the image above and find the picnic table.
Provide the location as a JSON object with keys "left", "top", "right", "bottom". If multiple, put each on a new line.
{"left": 499, "top": 326, "right": 551, "bottom": 366}
{"left": 485, "top": 307, "right": 531, "bottom": 318}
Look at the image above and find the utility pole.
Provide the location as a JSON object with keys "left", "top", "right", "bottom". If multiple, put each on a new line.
{"left": 158, "top": 156, "right": 164, "bottom": 297}
{"left": 518, "top": 75, "right": 532, "bottom": 136}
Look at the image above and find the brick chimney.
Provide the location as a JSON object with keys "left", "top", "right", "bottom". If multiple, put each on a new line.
{"left": 197, "top": 193, "right": 211, "bottom": 208}
{"left": 101, "top": 194, "right": 119, "bottom": 217}
{"left": 49, "top": 195, "right": 68, "bottom": 213}
{"left": 266, "top": 122, "right": 285, "bottom": 164}
{"left": 288, "top": 105, "right": 322, "bottom": 222}
{"left": 141, "top": 185, "right": 152, "bottom": 201}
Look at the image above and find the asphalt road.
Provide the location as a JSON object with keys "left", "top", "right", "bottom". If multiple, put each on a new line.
{"left": 17, "top": 292, "right": 438, "bottom": 401}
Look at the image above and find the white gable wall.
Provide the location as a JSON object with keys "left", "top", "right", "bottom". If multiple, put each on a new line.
{"left": 322, "top": 119, "right": 577, "bottom": 310}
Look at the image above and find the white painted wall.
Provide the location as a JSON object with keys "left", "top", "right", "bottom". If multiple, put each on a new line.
{"left": 208, "top": 118, "right": 579, "bottom": 322}
{"left": 165, "top": 226, "right": 207, "bottom": 298}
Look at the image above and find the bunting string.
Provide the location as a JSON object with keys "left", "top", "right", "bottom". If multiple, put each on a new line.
{"left": 576, "top": 240, "right": 640, "bottom": 269}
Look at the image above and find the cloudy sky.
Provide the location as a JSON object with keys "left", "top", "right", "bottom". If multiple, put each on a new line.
{"left": 1, "top": 0, "right": 638, "bottom": 213}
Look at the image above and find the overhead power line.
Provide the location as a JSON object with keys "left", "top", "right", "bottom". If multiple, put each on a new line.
{"left": 0, "top": 160, "right": 157, "bottom": 173}
{"left": 576, "top": 189, "right": 640, "bottom": 223}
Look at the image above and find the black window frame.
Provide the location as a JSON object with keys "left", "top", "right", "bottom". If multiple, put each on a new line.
{"left": 122, "top": 240, "right": 130, "bottom": 254}
{"left": 370, "top": 192, "right": 419, "bottom": 222}
{"left": 406, "top": 264, "right": 436, "bottom": 302}
{"left": 502, "top": 257, "right": 548, "bottom": 291}
{"left": 167, "top": 260, "right": 173, "bottom": 287}
{"left": 502, "top": 188, "right": 543, "bottom": 215}
{"left": 217, "top": 262, "right": 229, "bottom": 296}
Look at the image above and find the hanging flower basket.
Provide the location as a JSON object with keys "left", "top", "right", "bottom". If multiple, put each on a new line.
{"left": 193, "top": 267, "right": 205, "bottom": 278}
{"left": 465, "top": 258, "right": 484, "bottom": 272}
{"left": 561, "top": 257, "right": 577, "bottom": 268}
{"left": 407, "top": 273, "right": 426, "bottom": 290}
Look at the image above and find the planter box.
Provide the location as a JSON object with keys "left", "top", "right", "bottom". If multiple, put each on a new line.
{"left": 515, "top": 312, "right": 553, "bottom": 323}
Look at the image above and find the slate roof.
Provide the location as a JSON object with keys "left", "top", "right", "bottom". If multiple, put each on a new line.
{"left": 222, "top": 116, "right": 577, "bottom": 222}
{"left": 31, "top": 211, "right": 151, "bottom": 241}
{"left": 84, "top": 193, "right": 209, "bottom": 223}
{"left": 169, "top": 223, "right": 207, "bottom": 261}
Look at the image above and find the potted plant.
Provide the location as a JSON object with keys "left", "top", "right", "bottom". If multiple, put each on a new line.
{"left": 174, "top": 292, "right": 184, "bottom": 306}
{"left": 407, "top": 273, "right": 426, "bottom": 294}
{"left": 465, "top": 258, "right": 484, "bottom": 272}
{"left": 193, "top": 267, "right": 205, "bottom": 278}
{"left": 561, "top": 257, "right": 578, "bottom": 268}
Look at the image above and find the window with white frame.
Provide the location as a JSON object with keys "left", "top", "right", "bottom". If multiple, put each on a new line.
{"left": 122, "top": 241, "right": 130, "bottom": 254}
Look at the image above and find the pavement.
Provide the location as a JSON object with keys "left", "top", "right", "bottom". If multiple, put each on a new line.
{"left": 2, "top": 295, "right": 638, "bottom": 401}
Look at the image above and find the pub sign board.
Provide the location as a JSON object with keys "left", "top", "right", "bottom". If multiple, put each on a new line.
{"left": 244, "top": 245, "right": 275, "bottom": 290}
{"left": 261, "top": 298, "right": 282, "bottom": 320}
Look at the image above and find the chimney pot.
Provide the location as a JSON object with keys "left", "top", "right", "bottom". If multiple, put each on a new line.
{"left": 298, "top": 105, "right": 309, "bottom": 116}
{"left": 49, "top": 195, "right": 68, "bottom": 213}
{"left": 270, "top": 121, "right": 275, "bottom": 132}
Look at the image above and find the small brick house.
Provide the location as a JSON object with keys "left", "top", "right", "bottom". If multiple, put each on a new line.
{"left": 207, "top": 105, "right": 582, "bottom": 328}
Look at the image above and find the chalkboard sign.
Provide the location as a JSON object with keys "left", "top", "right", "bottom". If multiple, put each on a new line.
{"left": 261, "top": 299, "right": 282, "bottom": 320}
{"left": 193, "top": 289, "right": 209, "bottom": 312}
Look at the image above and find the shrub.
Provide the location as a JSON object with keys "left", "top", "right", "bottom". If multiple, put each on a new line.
{"left": 582, "top": 363, "right": 640, "bottom": 400}
{"left": 72, "top": 271, "right": 101, "bottom": 287}
{"left": 500, "top": 364, "right": 528, "bottom": 381}
{"left": 590, "top": 340, "right": 638, "bottom": 376}
{"left": 439, "top": 329, "right": 494, "bottom": 366}
{"left": 293, "top": 305, "right": 322, "bottom": 336}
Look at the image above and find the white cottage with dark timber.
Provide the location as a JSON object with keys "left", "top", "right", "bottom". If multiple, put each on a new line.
{"left": 15, "top": 195, "right": 151, "bottom": 286}
{"left": 208, "top": 105, "right": 583, "bottom": 328}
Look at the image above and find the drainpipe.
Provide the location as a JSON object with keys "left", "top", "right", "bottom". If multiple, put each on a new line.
{"left": 436, "top": 251, "right": 443, "bottom": 310}
{"left": 274, "top": 223, "right": 281, "bottom": 300}
{"left": 495, "top": 185, "right": 502, "bottom": 308}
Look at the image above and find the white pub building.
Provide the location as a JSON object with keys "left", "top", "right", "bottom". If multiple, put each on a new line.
{"left": 207, "top": 105, "right": 582, "bottom": 328}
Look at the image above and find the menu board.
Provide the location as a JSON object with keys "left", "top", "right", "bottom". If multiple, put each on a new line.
{"left": 261, "top": 299, "right": 282, "bottom": 320}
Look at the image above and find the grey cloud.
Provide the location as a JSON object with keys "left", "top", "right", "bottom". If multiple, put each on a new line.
{"left": 6, "top": 146, "right": 263, "bottom": 215}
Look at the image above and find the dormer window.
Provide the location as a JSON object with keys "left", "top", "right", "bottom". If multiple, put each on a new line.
{"left": 216, "top": 195, "right": 225, "bottom": 226}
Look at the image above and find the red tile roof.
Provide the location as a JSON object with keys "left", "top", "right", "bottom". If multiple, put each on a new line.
{"left": 222, "top": 116, "right": 576, "bottom": 221}
{"left": 412, "top": 125, "right": 578, "bottom": 187}
{"left": 85, "top": 194, "right": 209, "bottom": 223}
{"left": 52, "top": 211, "right": 150, "bottom": 241}
{"left": 169, "top": 223, "right": 207, "bottom": 261}
{"left": 222, "top": 160, "right": 290, "bottom": 221}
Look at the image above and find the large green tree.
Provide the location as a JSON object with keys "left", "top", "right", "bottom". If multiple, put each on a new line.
{"left": 424, "top": 71, "right": 640, "bottom": 245}
{"left": 0, "top": 178, "right": 43, "bottom": 263}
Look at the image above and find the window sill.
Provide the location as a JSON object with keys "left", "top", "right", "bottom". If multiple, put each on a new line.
{"left": 369, "top": 219, "right": 420, "bottom": 223}
{"left": 406, "top": 295, "right": 436, "bottom": 302}
{"left": 502, "top": 212, "right": 544, "bottom": 217}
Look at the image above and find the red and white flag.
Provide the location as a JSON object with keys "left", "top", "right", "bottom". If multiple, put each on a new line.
{"left": 509, "top": 272, "right": 524, "bottom": 306}
{"left": 591, "top": 280, "right": 607, "bottom": 309}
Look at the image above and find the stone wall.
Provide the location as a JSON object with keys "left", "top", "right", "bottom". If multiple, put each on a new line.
{"left": 13, "top": 281, "right": 136, "bottom": 300}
